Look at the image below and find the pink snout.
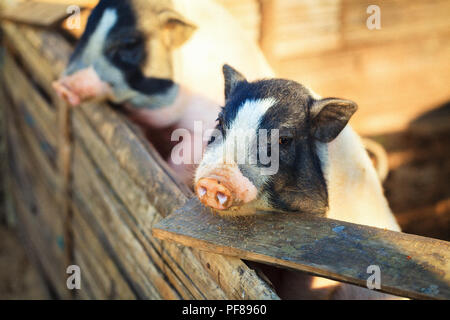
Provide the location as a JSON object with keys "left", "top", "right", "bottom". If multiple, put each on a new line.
{"left": 195, "top": 165, "right": 258, "bottom": 210}
{"left": 52, "top": 66, "right": 111, "bottom": 107}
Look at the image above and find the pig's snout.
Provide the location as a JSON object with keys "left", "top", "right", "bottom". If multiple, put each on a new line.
{"left": 52, "top": 66, "right": 111, "bottom": 107}
{"left": 196, "top": 177, "right": 234, "bottom": 210}
{"left": 195, "top": 165, "right": 258, "bottom": 211}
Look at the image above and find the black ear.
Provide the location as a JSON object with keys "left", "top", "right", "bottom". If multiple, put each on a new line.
{"left": 310, "top": 98, "right": 358, "bottom": 143}
{"left": 223, "top": 64, "right": 246, "bottom": 101}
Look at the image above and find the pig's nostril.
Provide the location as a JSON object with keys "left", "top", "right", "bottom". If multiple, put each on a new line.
{"left": 196, "top": 177, "right": 234, "bottom": 210}
{"left": 217, "top": 192, "right": 228, "bottom": 205}
{"left": 198, "top": 186, "right": 207, "bottom": 197}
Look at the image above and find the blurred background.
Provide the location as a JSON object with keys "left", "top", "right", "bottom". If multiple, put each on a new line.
{"left": 0, "top": 0, "right": 449, "bottom": 299}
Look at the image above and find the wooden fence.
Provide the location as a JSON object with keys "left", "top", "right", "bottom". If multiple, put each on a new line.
{"left": 0, "top": 21, "right": 278, "bottom": 299}
{"left": 0, "top": 1, "right": 449, "bottom": 300}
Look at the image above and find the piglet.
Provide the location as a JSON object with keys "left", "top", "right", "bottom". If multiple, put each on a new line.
{"left": 195, "top": 65, "right": 402, "bottom": 299}
{"left": 196, "top": 65, "right": 399, "bottom": 230}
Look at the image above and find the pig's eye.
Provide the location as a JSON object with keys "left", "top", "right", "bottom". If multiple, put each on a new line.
{"left": 106, "top": 36, "right": 144, "bottom": 66}
{"left": 117, "top": 43, "right": 142, "bottom": 64}
{"left": 279, "top": 137, "right": 292, "bottom": 146}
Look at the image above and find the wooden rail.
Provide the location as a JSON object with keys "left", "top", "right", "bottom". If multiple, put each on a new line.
{"left": 153, "top": 199, "right": 450, "bottom": 300}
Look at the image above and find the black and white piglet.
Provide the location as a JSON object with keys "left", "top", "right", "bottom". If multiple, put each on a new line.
{"left": 195, "top": 65, "right": 400, "bottom": 229}
{"left": 195, "top": 65, "right": 402, "bottom": 299}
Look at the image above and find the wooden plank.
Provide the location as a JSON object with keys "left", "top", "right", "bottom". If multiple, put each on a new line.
{"left": 0, "top": 81, "right": 9, "bottom": 225}
{"left": 2, "top": 70, "right": 70, "bottom": 298}
{"left": 0, "top": 81, "right": 18, "bottom": 227}
{"left": 1, "top": 1, "right": 71, "bottom": 27}
{"left": 5, "top": 123, "right": 69, "bottom": 299}
{"left": 5, "top": 102, "right": 66, "bottom": 263}
{"left": 2, "top": 73, "right": 70, "bottom": 283}
{"left": 2, "top": 49, "right": 57, "bottom": 148}
{"left": 2, "top": 22, "right": 59, "bottom": 100}
{"left": 2, "top": 70, "right": 59, "bottom": 190}
{"left": 8, "top": 177, "right": 71, "bottom": 299}
{"left": 25, "top": 0, "right": 98, "bottom": 8}
{"left": 71, "top": 139, "right": 186, "bottom": 300}
{"left": 153, "top": 198, "right": 450, "bottom": 300}
{"left": 72, "top": 204, "right": 136, "bottom": 300}
{"left": 17, "top": 23, "right": 73, "bottom": 76}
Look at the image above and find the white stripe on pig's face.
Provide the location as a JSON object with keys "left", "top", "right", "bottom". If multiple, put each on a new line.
{"left": 195, "top": 98, "right": 277, "bottom": 212}
{"left": 55, "top": 0, "right": 195, "bottom": 108}
{"left": 195, "top": 65, "right": 357, "bottom": 215}
{"left": 67, "top": 8, "right": 118, "bottom": 72}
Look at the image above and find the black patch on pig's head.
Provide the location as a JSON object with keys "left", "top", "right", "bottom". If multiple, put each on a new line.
{"left": 68, "top": 0, "right": 174, "bottom": 102}
{"left": 216, "top": 65, "right": 358, "bottom": 215}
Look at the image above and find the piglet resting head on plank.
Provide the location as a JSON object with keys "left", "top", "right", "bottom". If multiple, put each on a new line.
{"left": 195, "top": 65, "right": 358, "bottom": 216}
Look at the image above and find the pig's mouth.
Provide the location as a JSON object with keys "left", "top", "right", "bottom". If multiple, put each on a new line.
{"left": 52, "top": 66, "right": 112, "bottom": 107}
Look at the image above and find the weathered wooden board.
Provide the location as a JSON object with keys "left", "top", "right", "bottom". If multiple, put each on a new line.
{"left": 3, "top": 108, "right": 70, "bottom": 299}
{"left": 71, "top": 140, "right": 182, "bottom": 299}
{"left": 1, "top": 1, "right": 71, "bottom": 27}
{"left": 24, "top": 0, "right": 98, "bottom": 8}
{"left": 2, "top": 49, "right": 57, "bottom": 149}
{"left": 72, "top": 204, "right": 137, "bottom": 300}
{"left": 153, "top": 198, "right": 450, "bottom": 300}
{"left": 3, "top": 83, "right": 66, "bottom": 248}
{"left": 1, "top": 24, "right": 72, "bottom": 298}
{"left": 2, "top": 22, "right": 64, "bottom": 100}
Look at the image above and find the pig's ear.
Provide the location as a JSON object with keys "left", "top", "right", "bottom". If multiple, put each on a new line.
{"left": 223, "top": 64, "right": 247, "bottom": 101}
{"left": 310, "top": 98, "right": 358, "bottom": 143}
{"left": 159, "top": 10, "right": 197, "bottom": 48}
